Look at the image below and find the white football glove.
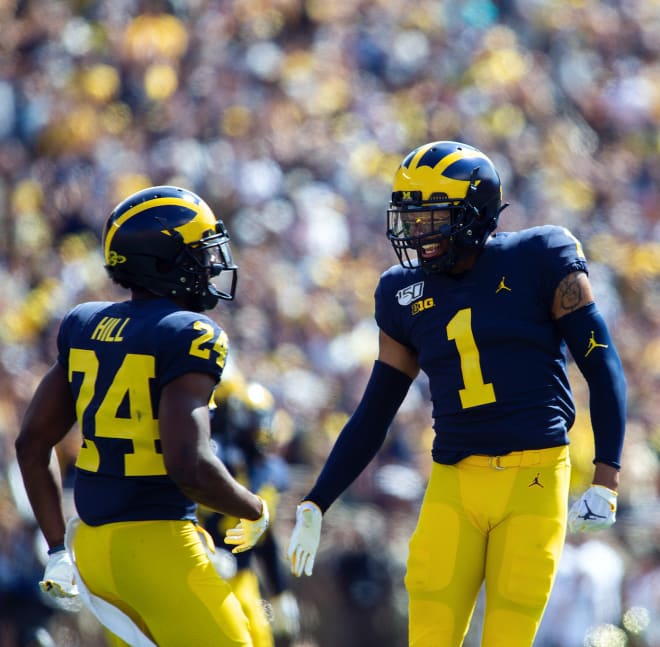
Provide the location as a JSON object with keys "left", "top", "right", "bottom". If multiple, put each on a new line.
{"left": 40, "top": 549, "right": 79, "bottom": 599}
{"left": 567, "top": 484, "right": 617, "bottom": 533}
{"left": 224, "top": 497, "right": 269, "bottom": 554}
{"left": 287, "top": 500, "right": 322, "bottom": 577}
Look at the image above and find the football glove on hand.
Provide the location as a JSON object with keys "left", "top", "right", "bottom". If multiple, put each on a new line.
{"left": 568, "top": 484, "right": 617, "bottom": 533}
{"left": 40, "top": 549, "right": 79, "bottom": 599}
{"left": 287, "top": 500, "right": 322, "bottom": 577}
{"left": 224, "top": 497, "right": 269, "bottom": 554}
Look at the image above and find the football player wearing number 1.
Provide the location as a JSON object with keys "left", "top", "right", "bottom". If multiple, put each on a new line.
{"left": 15, "top": 186, "right": 269, "bottom": 647}
{"left": 287, "top": 142, "right": 626, "bottom": 646}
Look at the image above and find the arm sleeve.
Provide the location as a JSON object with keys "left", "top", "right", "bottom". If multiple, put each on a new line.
{"left": 555, "top": 303, "right": 626, "bottom": 469}
{"left": 304, "top": 360, "right": 413, "bottom": 513}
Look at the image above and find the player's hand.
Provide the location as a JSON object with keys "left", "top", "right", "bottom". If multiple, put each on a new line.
{"left": 287, "top": 500, "right": 322, "bottom": 577}
{"left": 39, "top": 549, "right": 79, "bottom": 599}
{"left": 567, "top": 484, "right": 617, "bottom": 533}
{"left": 224, "top": 496, "right": 269, "bottom": 554}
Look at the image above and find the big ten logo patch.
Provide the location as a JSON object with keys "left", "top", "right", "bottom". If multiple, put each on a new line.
{"left": 412, "top": 298, "right": 435, "bottom": 315}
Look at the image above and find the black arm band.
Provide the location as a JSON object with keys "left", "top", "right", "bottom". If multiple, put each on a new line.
{"left": 305, "top": 360, "right": 413, "bottom": 513}
{"left": 556, "top": 303, "right": 626, "bottom": 469}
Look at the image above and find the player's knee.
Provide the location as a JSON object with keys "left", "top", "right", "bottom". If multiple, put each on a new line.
{"left": 408, "top": 598, "right": 458, "bottom": 647}
{"left": 482, "top": 608, "right": 542, "bottom": 647}
{"left": 495, "top": 516, "right": 562, "bottom": 608}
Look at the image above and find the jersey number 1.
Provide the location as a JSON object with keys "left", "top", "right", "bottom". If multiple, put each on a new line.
{"left": 446, "top": 308, "right": 496, "bottom": 408}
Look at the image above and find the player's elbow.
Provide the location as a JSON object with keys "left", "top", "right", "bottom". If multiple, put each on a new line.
{"left": 14, "top": 431, "right": 31, "bottom": 466}
{"left": 164, "top": 447, "right": 204, "bottom": 492}
{"left": 14, "top": 426, "right": 48, "bottom": 469}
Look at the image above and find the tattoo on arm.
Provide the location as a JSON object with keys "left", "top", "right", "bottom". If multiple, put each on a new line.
{"left": 553, "top": 271, "right": 594, "bottom": 319}
{"left": 557, "top": 273, "right": 583, "bottom": 313}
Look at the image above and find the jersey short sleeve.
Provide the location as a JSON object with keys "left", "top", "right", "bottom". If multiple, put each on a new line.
{"left": 375, "top": 264, "right": 423, "bottom": 348}
{"left": 534, "top": 225, "right": 588, "bottom": 305}
{"left": 156, "top": 310, "right": 228, "bottom": 387}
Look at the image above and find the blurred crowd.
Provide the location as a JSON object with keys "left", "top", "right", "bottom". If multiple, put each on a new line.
{"left": 0, "top": 0, "right": 658, "bottom": 645}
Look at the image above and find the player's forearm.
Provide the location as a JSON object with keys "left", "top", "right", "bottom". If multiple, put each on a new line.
{"left": 556, "top": 303, "right": 626, "bottom": 468}
{"left": 14, "top": 446, "right": 66, "bottom": 548}
{"left": 592, "top": 462, "right": 619, "bottom": 492}
{"left": 305, "top": 360, "right": 412, "bottom": 512}
{"left": 175, "top": 456, "right": 263, "bottom": 520}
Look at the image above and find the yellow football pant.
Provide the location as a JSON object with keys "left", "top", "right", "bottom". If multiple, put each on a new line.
{"left": 406, "top": 445, "right": 570, "bottom": 647}
{"left": 73, "top": 519, "right": 253, "bottom": 647}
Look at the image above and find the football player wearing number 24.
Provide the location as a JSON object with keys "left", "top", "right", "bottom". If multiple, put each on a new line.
{"left": 287, "top": 141, "right": 626, "bottom": 647}
{"left": 15, "top": 186, "right": 268, "bottom": 647}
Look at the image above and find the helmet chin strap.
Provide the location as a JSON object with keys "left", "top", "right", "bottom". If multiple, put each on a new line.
{"left": 420, "top": 236, "right": 487, "bottom": 275}
{"left": 193, "top": 292, "right": 220, "bottom": 312}
{"left": 427, "top": 200, "right": 508, "bottom": 273}
{"left": 189, "top": 281, "right": 228, "bottom": 311}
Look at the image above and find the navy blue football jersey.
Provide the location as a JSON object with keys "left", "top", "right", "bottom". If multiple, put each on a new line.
{"left": 375, "top": 225, "right": 588, "bottom": 463}
{"left": 56, "top": 297, "right": 229, "bottom": 525}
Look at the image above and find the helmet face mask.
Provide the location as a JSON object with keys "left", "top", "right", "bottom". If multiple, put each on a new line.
{"left": 189, "top": 221, "right": 238, "bottom": 304}
{"left": 387, "top": 141, "right": 505, "bottom": 274}
{"left": 103, "top": 186, "right": 238, "bottom": 311}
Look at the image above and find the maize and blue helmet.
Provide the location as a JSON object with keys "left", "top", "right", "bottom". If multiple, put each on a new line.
{"left": 387, "top": 141, "right": 507, "bottom": 274}
{"left": 103, "top": 185, "right": 238, "bottom": 311}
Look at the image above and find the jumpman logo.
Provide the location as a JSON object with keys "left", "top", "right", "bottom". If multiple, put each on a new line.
{"left": 578, "top": 500, "right": 607, "bottom": 521}
{"left": 528, "top": 473, "right": 544, "bottom": 488}
{"left": 585, "top": 330, "right": 609, "bottom": 357}
{"left": 496, "top": 276, "right": 512, "bottom": 293}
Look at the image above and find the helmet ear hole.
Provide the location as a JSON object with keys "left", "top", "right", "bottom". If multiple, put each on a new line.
{"left": 156, "top": 259, "right": 175, "bottom": 274}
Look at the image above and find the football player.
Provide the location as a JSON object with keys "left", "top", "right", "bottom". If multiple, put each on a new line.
{"left": 15, "top": 186, "right": 269, "bottom": 647}
{"left": 287, "top": 142, "right": 626, "bottom": 647}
